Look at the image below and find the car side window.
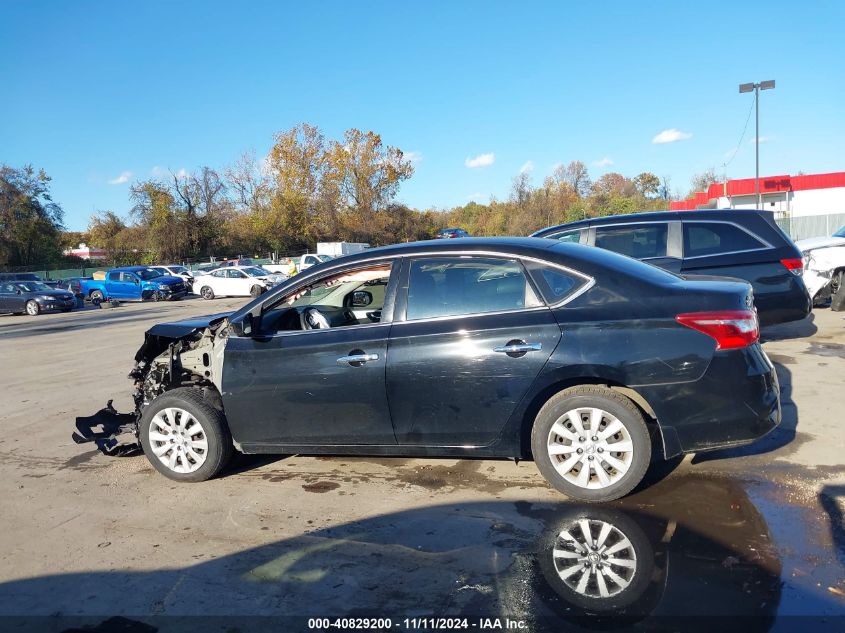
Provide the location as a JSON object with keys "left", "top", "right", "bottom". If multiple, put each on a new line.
{"left": 212, "top": 270, "right": 227, "bottom": 278}
{"left": 683, "top": 222, "right": 767, "bottom": 258}
{"left": 406, "top": 257, "right": 542, "bottom": 321}
{"left": 594, "top": 223, "right": 668, "bottom": 259}
{"left": 227, "top": 269, "right": 245, "bottom": 278}
{"left": 121, "top": 272, "right": 138, "bottom": 283}
{"left": 1, "top": 283, "right": 15, "bottom": 293}
{"left": 108, "top": 272, "right": 121, "bottom": 282}
{"left": 545, "top": 229, "right": 582, "bottom": 244}
{"left": 523, "top": 262, "right": 588, "bottom": 304}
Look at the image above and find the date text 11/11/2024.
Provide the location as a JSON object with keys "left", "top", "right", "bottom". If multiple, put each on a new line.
{"left": 307, "top": 617, "right": 528, "bottom": 630}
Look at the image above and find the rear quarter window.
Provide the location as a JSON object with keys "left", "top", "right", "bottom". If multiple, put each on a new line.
{"left": 683, "top": 222, "right": 767, "bottom": 258}
{"left": 523, "top": 261, "right": 588, "bottom": 304}
{"left": 594, "top": 223, "right": 668, "bottom": 259}
{"left": 544, "top": 228, "right": 583, "bottom": 244}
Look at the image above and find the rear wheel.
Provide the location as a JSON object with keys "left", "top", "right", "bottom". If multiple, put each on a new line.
{"left": 90, "top": 290, "right": 104, "bottom": 304}
{"left": 531, "top": 386, "right": 651, "bottom": 502}
{"left": 831, "top": 271, "right": 845, "bottom": 312}
{"left": 250, "top": 284, "right": 264, "bottom": 297}
{"left": 25, "top": 300, "right": 40, "bottom": 316}
{"left": 200, "top": 286, "right": 215, "bottom": 300}
{"left": 139, "top": 388, "right": 233, "bottom": 482}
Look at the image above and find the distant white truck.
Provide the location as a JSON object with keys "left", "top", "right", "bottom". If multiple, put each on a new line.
{"left": 316, "top": 242, "right": 370, "bottom": 259}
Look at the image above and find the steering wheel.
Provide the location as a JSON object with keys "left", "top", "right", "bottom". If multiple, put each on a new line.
{"left": 300, "top": 307, "right": 331, "bottom": 330}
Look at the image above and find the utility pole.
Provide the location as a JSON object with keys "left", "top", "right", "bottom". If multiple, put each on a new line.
{"left": 739, "top": 80, "right": 776, "bottom": 208}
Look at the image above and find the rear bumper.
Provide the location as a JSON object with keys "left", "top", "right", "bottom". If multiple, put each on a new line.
{"left": 639, "top": 344, "right": 781, "bottom": 457}
{"left": 755, "top": 276, "right": 811, "bottom": 325}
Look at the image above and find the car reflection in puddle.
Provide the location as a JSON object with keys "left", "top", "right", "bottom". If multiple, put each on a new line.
{"left": 1, "top": 475, "right": 843, "bottom": 631}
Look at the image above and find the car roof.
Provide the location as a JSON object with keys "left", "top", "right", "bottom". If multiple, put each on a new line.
{"left": 332, "top": 237, "right": 557, "bottom": 263}
{"left": 534, "top": 208, "right": 775, "bottom": 235}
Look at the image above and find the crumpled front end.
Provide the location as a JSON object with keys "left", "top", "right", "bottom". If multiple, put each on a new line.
{"left": 801, "top": 244, "right": 845, "bottom": 303}
{"left": 72, "top": 313, "right": 231, "bottom": 455}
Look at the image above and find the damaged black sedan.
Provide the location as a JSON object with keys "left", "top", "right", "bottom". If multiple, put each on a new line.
{"left": 75, "top": 238, "right": 781, "bottom": 502}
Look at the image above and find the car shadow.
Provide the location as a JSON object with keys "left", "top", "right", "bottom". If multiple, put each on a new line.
{"left": 691, "top": 361, "right": 796, "bottom": 464}
{"left": 4, "top": 475, "right": 832, "bottom": 629}
{"left": 819, "top": 485, "right": 845, "bottom": 569}
{"left": 760, "top": 313, "right": 818, "bottom": 342}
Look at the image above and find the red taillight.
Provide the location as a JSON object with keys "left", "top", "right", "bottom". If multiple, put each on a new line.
{"left": 780, "top": 258, "right": 803, "bottom": 275}
{"left": 675, "top": 310, "right": 759, "bottom": 350}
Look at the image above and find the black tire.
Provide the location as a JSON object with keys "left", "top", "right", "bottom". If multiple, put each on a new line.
{"left": 531, "top": 386, "right": 651, "bottom": 502}
{"left": 138, "top": 387, "right": 234, "bottom": 482}
{"left": 200, "top": 286, "right": 215, "bottom": 300}
{"left": 25, "top": 300, "right": 40, "bottom": 316}
{"left": 90, "top": 290, "right": 104, "bottom": 303}
{"left": 537, "top": 506, "right": 655, "bottom": 614}
{"left": 831, "top": 272, "right": 845, "bottom": 312}
{"left": 249, "top": 284, "right": 264, "bottom": 298}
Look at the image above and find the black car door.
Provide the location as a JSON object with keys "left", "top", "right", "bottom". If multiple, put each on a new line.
{"left": 221, "top": 261, "right": 400, "bottom": 448}
{"left": 386, "top": 256, "right": 562, "bottom": 446}
{"left": 0, "top": 283, "right": 15, "bottom": 312}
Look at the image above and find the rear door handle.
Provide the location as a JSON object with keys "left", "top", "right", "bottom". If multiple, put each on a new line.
{"left": 493, "top": 342, "right": 542, "bottom": 354}
{"left": 337, "top": 353, "right": 379, "bottom": 366}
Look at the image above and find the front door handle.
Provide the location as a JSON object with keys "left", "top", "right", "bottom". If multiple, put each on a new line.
{"left": 493, "top": 342, "right": 542, "bottom": 354}
{"left": 337, "top": 353, "right": 379, "bottom": 366}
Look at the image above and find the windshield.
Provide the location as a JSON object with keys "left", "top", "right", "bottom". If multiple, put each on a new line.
{"left": 317, "top": 255, "right": 334, "bottom": 262}
{"left": 16, "top": 282, "right": 52, "bottom": 292}
{"left": 834, "top": 225, "right": 845, "bottom": 238}
{"left": 169, "top": 266, "right": 188, "bottom": 274}
{"left": 137, "top": 269, "right": 163, "bottom": 280}
{"left": 241, "top": 266, "right": 268, "bottom": 277}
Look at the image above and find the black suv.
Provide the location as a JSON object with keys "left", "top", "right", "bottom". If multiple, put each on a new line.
{"left": 533, "top": 209, "right": 811, "bottom": 325}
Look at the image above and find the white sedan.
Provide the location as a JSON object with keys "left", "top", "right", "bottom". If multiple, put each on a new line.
{"left": 196, "top": 266, "right": 284, "bottom": 300}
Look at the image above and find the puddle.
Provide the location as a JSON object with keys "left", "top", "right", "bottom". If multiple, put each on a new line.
{"left": 301, "top": 481, "right": 340, "bottom": 493}
{"left": 1, "top": 473, "right": 842, "bottom": 626}
{"left": 805, "top": 342, "right": 845, "bottom": 359}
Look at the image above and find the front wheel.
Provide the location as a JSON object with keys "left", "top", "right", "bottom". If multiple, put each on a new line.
{"left": 249, "top": 284, "right": 264, "bottom": 297}
{"left": 25, "top": 300, "right": 40, "bottom": 316}
{"left": 531, "top": 386, "right": 651, "bottom": 502}
{"left": 200, "top": 286, "right": 215, "bottom": 300}
{"left": 139, "top": 388, "right": 234, "bottom": 482}
{"left": 831, "top": 271, "right": 845, "bottom": 312}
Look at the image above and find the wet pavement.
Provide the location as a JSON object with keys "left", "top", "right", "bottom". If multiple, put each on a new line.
{"left": 0, "top": 300, "right": 843, "bottom": 631}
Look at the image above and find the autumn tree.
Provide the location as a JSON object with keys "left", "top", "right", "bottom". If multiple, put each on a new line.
{"left": 690, "top": 168, "right": 720, "bottom": 194}
{"left": 554, "top": 161, "right": 592, "bottom": 197}
{"left": 0, "top": 165, "right": 64, "bottom": 266}
{"left": 633, "top": 172, "right": 661, "bottom": 198}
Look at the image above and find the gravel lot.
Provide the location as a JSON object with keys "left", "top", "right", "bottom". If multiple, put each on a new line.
{"left": 0, "top": 296, "right": 843, "bottom": 629}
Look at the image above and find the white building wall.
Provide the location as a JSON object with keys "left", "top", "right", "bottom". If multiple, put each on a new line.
{"left": 715, "top": 187, "right": 845, "bottom": 218}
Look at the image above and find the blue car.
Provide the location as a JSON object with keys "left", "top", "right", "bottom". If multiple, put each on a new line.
{"left": 79, "top": 266, "right": 188, "bottom": 302}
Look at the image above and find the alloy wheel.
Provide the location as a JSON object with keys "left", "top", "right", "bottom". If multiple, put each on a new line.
{"left": 148, "top": 407, "right": 209, "bottom": 474}
{"left": 552, "top": 518, "right": 637, "bottom": 599}
{"left": 547, "top": 407, "right": 634, "bottom": 489}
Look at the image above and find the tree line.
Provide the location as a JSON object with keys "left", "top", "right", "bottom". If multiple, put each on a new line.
{"left": 2, "top": 123, "right": 711, "bottom": 269}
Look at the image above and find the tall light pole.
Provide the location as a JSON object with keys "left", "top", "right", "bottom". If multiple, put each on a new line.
{"left": 739, "top": 80, "right": 775, "bottom": 208}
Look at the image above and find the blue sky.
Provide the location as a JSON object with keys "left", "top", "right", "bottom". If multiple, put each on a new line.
{"left": 2, "top": 1, "right": 844, "bottom": 230}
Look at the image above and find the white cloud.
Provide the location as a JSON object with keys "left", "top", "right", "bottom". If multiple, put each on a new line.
{"left": 467, "top": 192, "right": 484, "bottom": 201}
{"left": 151, "top": 165, "right": 165, "bottom": 177}
{"left": 652, "top": 128, "right": 693, "bottom": 144}
{"left": 593, "top": 157, "right": 614, "bottom": 167}
{"left": 175, "top": 168, "right": 189, "bottom": 180}
{"left": 750, "top": 136, "right": 772, "bottom": 144}
{"left": 465, "top": 152, "right": 495, "bottom": 168}
{"left": 107, "top": 171, "right": 132, "bottom": 185}
{"left": 404, "top": 150, "right": 423, "bottom": 164}
{"left": 519, "top": 160, "right": 534, "bottom": 174}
